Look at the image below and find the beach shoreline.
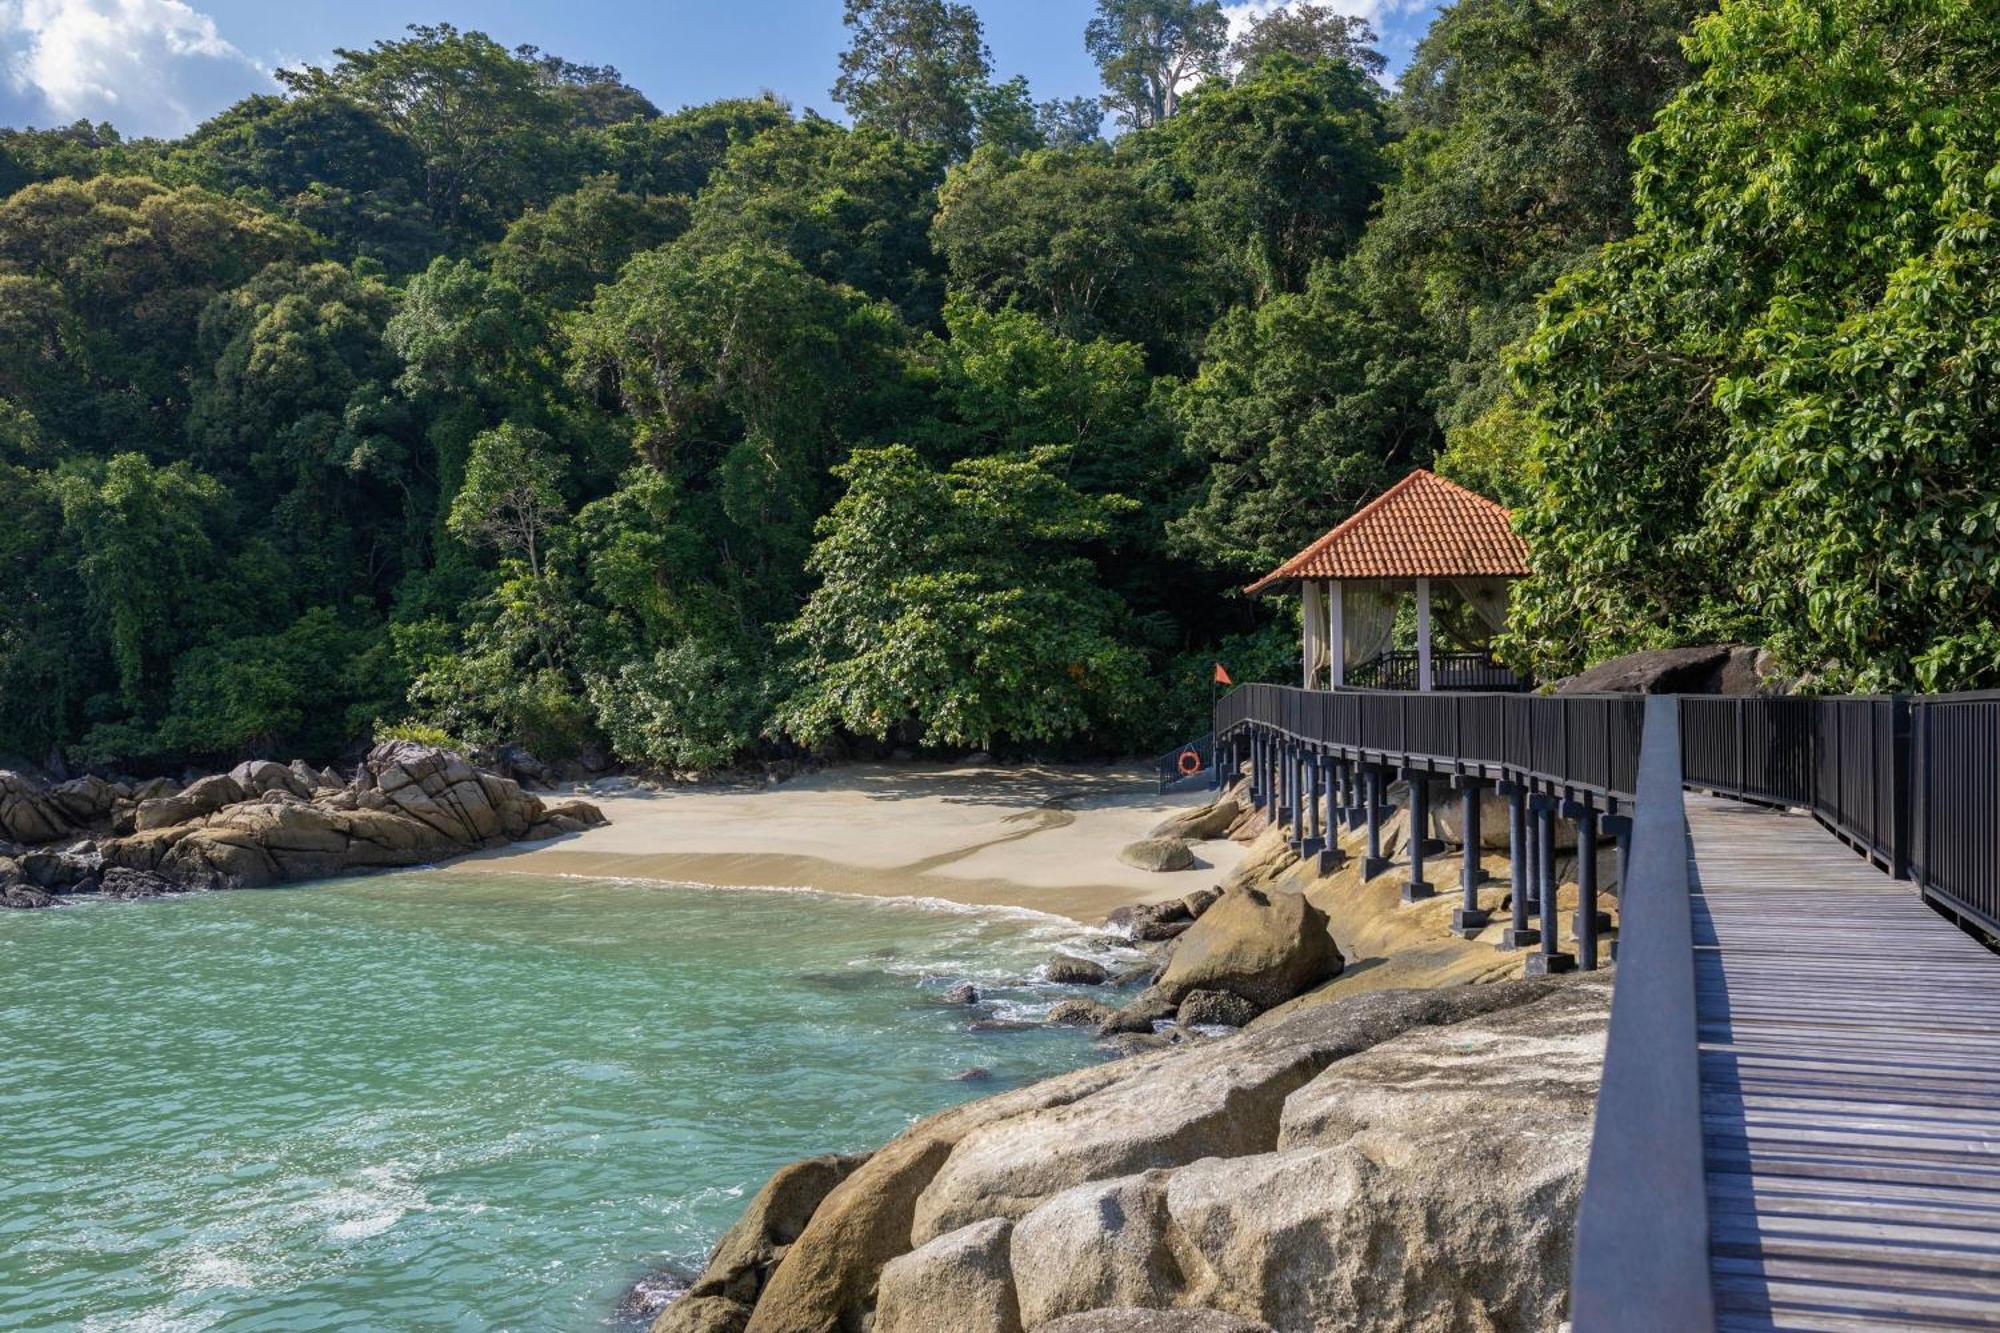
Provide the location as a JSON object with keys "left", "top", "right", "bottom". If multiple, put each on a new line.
{"left": 446, "top": 761, "right": 1246, "bottom": 923}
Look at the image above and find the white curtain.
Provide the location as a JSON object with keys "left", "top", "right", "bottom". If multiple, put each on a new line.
{"left": 1301, "top": 582, "right": 1326, "bottom": 686}
{"left": 1343, "top": 583, "right": 1397, "bottom": 669}
{"left": 1449, "top": 578, "right": 1513, "bottom": 649}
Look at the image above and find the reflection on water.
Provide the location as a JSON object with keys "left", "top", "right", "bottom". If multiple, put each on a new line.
{"left": 0, "top": 874, "right": 1137, "bottom": 1331}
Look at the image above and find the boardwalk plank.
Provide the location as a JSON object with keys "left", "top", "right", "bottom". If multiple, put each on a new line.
{"left": 1688, "top": 795, "right": 2000, "bottom": 1327}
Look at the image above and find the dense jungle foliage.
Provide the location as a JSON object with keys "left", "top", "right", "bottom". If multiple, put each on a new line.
{"left": 0, "top": 0, "right": 1991, "bottom": 772}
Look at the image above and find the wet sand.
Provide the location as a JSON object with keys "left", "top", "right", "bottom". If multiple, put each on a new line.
{"left": 449, "top": 762, "right": 1246, "bottom": 922}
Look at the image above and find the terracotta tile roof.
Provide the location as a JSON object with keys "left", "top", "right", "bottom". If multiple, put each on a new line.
{"left": 1245, "top": 469, "right": 1531, "bottom": 594}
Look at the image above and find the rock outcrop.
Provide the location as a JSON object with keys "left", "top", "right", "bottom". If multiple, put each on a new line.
{"left": 1118, "top": 838, "right": 1196, "bottom": 873}
{"left": 0, "top": 743, "right": 607, "bottom": 907}
{"left": 1555, "top": 644, "right": 1782, "bottom": 695}
{"left": 1152, "top": 883, "right": 1343, "bottom": 1011}
{"left": 874, "top": 1218, "right": 1021, "bottom": 1333}
{"left": 655, "top": 977, "right": 1609, "bottom": 1333}
{"left": 1149, "top": 798, "right": 1241, "bottom": 842}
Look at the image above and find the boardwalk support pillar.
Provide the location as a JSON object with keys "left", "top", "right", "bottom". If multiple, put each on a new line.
{"left": 1453, "top": 777, "right": 1490, "bottom": 936}
{"left": 1571, "top": 801, "right": 1601, "bottom": 972}
{"left": 1301, "top": 752, "right": 1324, "bottom": 857}
{"left": 1527, "top": 794, "right": 1575, "bottom": 975}
{"left": 1362, "top": 766, "right": 1388, "bottom": 880}
{"left": 1499, "top": 781, "right": 1538, "bottom": 949}
{"left": 1403, "top": 770, "right": 1435, "bottom": 902}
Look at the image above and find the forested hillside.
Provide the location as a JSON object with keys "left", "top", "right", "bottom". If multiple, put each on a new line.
{"left": 0, "top": 0, "right": 1990, "bottom": 773}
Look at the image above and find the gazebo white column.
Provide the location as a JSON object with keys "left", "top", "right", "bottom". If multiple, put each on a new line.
{"left": 1328, "top": 580, "right": 1344, "bottom": 687}
{"left": 1416, "top": 577, "right": 1434, "bottom": 692}
{"left": 1301, "top": 581, "right": 1323, "bottom": 688}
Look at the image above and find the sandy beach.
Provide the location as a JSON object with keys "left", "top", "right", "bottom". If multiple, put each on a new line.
{"left": 450, "top": 762, "right": 1246, "bottom": 922}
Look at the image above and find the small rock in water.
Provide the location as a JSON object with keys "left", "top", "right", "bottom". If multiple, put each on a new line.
{"left": 951, "top": 1066, "right": 993, "bottom": 1082}
{"left": 968, "top": 1018, "right": 1035, "bottom": 1033}
{"left": 1045, "top": 955, "right": 1109, "bottom": 985}
{"left": 1046, "top": 998, "right": 1116, "bottom": 1027}
{"left": 0, "top": 883, "right": 55, "bottom": 910}
{"left": 613, "top": 1267, "right": 691, "bottom": 1325}
{"left": 943, "top": 982, "right": 981, "bottom": 1006}
{"left": 797, "top": 970, "right": 876, "bottom": 992}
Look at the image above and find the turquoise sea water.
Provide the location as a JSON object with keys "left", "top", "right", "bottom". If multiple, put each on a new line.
{"left": 0, "top": 874, "right": 1132, "bottom": 1331}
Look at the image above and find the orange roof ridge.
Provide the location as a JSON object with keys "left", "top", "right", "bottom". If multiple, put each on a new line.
{"left": 1244, "top": 468, "right": 1530, "bottom": 594}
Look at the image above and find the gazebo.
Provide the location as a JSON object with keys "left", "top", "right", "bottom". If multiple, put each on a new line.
{"left": 1246, "top": 469, "right": 1531, "bottom": 692}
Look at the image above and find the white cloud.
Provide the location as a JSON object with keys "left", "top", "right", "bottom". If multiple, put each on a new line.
{"left": 0, "top": 0, "right": 272, "bottom": 136}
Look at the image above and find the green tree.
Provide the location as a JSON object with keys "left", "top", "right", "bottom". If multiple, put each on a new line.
{"left": 1509, "top": 0, "right": 2000, "bottom": 690}
{"left": 186, "top": 260, "right": 413, "bottom": 605}
{"left": 587, "top": 97, "right": 791, "bottom": 198}
{"left": 515, "top": 47, "right": 660, "bottom": 129}
{"left": 774, "top": 444, "right": 1148, "bottom": 750}
{"left": 0, "top": 175, "right": 309, "bottom": 452}
{"left": 834, "top": 0, "right": 993, "bottom": 157}
{"left": 970, "top": 77, "right": 1044, "bottom": 155}
{"left": 1229, "top": 4, "right": 1386, "bottom": 78}
{"left": 279, "top": 24, "right": 568, "bottom": 237}
{"left": 1035, "top": 96, "right": 1105, "bottom": 148}
{"left": 489, "top": 176, "right": 688, "bottom": 309}
{"left": 50, "top": 454, "right": 228, "bottom": 714}
{"left": 1085, "top": 0, "right": 1229, "bottom": 129}
{"left": 1171, "top": 265, "right": 1438, "bottom": 576}
{"left": 448, "top": 423, "right": 568, "bottom": 581}
{"left": 1158, "top": 56, "right": 1393, "bottom": 298}
{"left": 684, "top": 118, "right": 948, "bottom": 322}
{"left": 570, "top": 241, "right": 907, "bottom": 612}
{"left": 1357, "top": 0, "right": 1707, "bottom": 432}
{"left": 169, "top": 94, "right": 440, "bottom": 269}
{"left": 932, "top": 145, "right": 1214, "bottom": 364}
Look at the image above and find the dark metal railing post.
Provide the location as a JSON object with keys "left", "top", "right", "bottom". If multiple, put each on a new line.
{"left": 1891, "top": 695, "right": 1912, "bottom": 881}
{"left": 1454, "top": 777, "right": 1490, "bottom": 937}
{"left": 1528, "top": 793, "right": 1575, "bottom": 974}
{"left": 1501, "top": 781, "right": 1537, "bottom": 948}
{"left": 1404, "top": 770, "right": 1435, "bottom": 902}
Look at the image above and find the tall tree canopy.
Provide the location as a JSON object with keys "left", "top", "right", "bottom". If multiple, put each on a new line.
{"left": 9, "top": 0, "right": 1979, "bottom": 775}
{"left": 834, "top": 0, "right": 994, "bottom": 157}
{"left": 1085, "top": 0, "right": 1230, "bottom": 128}
{"left": 1229, "top": 3, "right": 1386, "bottom": 78}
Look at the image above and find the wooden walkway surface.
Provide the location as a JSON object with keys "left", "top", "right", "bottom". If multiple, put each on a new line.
{"left": 1687, "top": 795, "right": 2000, "bottom": 1331}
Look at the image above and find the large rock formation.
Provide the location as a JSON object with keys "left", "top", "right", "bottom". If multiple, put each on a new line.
{"left": 1152, "top": 883, "right": 1343, "bottom": 1010}
{"left": 0, "top": 743, "right": 606, "bottom": 907}
{"left": 654, "top": 976, "right": 1610, "bottom": 1333}
{"left": 1555, "top": 644, "right": 1782, "bottom": 695}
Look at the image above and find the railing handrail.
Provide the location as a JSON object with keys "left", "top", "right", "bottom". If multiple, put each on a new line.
{"left": 1569, "top": 697, "right": 1715, "bottom": 1330}
{"left": 1219, "top": 682, "right": 2000, "bottom": 938}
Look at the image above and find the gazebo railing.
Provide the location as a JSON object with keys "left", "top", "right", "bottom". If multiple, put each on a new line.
{"left": 1346, "top": 651, "right": 1529, "bottom": 693}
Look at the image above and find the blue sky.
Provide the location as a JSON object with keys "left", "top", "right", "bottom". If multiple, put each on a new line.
{"left": 0, "top": 0, "right": 1442, "bottom": 140}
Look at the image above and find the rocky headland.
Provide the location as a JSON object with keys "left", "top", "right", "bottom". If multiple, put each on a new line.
{"left": 0, "top": 741, "right": 606, "bottom": 908}
{"left": 649, "top": 778, "right": 1617, "bottom": 1333}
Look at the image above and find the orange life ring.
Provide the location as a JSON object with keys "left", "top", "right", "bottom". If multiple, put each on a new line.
{"left": 1177, "top": 748, "right": 1203, "bottom": 776}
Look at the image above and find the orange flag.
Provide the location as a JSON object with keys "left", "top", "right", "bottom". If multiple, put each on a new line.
{"left": 1213, "top": 663, "right": 1233, "bottom": 686}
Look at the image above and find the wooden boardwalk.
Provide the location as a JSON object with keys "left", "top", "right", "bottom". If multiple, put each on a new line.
{"left": 1687, "top": 795, "right": 2000, "bottom": 1331}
